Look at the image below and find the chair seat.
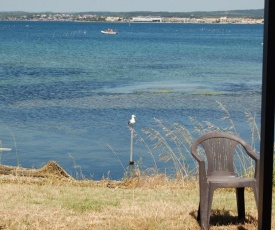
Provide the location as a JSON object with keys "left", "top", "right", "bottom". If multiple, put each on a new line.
{"left": 208, "top": 175, "right": 256, "bottom": 186}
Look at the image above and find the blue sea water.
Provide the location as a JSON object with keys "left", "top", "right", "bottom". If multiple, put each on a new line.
{"left": 0, "top": 21, "right": 263, "bottom": 179}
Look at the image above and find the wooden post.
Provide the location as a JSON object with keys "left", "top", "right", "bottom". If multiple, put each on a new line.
{"left": 129, "top": 127, "right": 134, "bottom": 166}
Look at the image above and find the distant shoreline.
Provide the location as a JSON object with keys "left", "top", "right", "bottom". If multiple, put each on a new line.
{"left": 0, "top": 9, "right": 264, "bottom": 24}
{"left": 0, "top": 19, "right": 264, "bottom": 25}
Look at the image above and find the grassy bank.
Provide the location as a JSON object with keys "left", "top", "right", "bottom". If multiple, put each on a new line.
{"left": 0, "top": 174, "right": 265, "bottom": 230}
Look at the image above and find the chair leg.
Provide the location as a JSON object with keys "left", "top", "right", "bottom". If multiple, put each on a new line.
{"left": 197, "top": 203, "right": 201, "bottom": 221}
{"left": 236, "top": 187, "right": 245, "bottom": 219}
{"left": 200, "top": 189, "right": 210, "bottom": 230}
{"left": 252, "top": 184, "right": 259, "bottom": 209}
{"left": 207, "top": 186, "right": 215, "bottom": 225}
{"left": 199, "top": 185, "right": 214, "bottom": 230}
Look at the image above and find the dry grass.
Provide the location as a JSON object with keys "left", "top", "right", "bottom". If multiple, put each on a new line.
{"left": 0, "top": 170, "right": 265, "bottom": 230}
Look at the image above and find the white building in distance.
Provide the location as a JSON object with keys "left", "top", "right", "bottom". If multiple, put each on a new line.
{"left": 131, "top": 16, "right": 162, "bottom": 22}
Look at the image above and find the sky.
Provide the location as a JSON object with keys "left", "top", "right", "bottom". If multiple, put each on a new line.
{"left": 0, "top": 0, "right": 264, "bottom": 13}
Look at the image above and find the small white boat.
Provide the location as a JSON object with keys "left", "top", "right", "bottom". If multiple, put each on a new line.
{"left": 101, "top": 29, "right": 118, "bottom": 35}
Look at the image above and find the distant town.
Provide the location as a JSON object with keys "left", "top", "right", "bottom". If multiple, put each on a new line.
{"left": 0, "top": 10, "right": 264, "bottom": 24}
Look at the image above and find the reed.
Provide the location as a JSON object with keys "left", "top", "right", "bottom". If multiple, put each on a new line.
{"left": 141, "top": 101, "right": 263, "bottom": 179}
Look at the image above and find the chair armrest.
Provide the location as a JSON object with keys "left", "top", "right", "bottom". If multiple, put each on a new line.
{"left": 244, "top": 144, "right": 260, "bottom": 162}
{"left": 242, "top": 143, "right": 260, "bottom": 180}
{"left": 191, "top": 146, "right": 207, "bottom": 182}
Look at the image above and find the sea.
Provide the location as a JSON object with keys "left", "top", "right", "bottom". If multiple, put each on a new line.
{"left": 0, "top": 21, "right": 263, "bottom": 180}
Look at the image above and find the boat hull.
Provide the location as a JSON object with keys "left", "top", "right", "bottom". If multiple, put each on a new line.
{"left": 101, "top": 30, "right": 118, "bottom": 35}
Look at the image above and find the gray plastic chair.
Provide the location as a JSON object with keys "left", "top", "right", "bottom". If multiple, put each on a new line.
{"left": 191, "top": 132, "right": 259, "bottom": 230}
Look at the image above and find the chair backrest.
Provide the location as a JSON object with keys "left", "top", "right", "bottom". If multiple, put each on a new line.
{"left": 193, "top": 132, "right": 248, "bottom": 177}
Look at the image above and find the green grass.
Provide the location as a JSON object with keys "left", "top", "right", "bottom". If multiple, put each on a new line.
{"left": 60, "top": 188, "right": 120, "bottom": 212}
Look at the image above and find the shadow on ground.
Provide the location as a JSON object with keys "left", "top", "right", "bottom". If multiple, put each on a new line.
{"left": 190, "top": 209, "right": 257, "bottom": 229}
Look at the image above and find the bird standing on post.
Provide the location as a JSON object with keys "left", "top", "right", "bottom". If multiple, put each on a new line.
{"left": 128, "top": 114, "right": 136, "bottom": 128}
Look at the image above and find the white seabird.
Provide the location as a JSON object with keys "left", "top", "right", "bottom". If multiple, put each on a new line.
{"left": 128, "top": 115, "right": 136, "bottom": 127}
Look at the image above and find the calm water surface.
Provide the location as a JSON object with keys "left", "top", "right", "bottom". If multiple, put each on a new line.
{"left": 0, "top": 22, "right": 263, "bottom": 179}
